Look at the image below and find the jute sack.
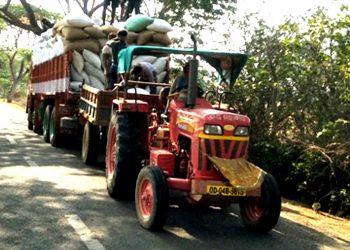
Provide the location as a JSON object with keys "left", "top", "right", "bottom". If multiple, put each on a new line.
{"left": 70, "top": 65, "right": 90, "bottom": 84}
{"left": 83, "top": 49, "right": 102, "bottom": 69}
{"left": 64, "top": 39, "right": 100, "bottom": 54}
{"left": 84, "top": 61, "right": 105, "bottom": 83}
{"left": 72, "top": 50, "right": 84, "bottom": 73}
{"left": 152, "top": 33, "right": 171, "bottom": 46}
{"left": 153, "top": 57, "right": 168, "bottom": 74}
{"left": 53, "top": 20, "right": 67, "bottom": 33}
{"left": 127, "top": 31, "right": 138, "bottom": 44}
{"left": 70, "top": 81, "right": 82, "bottom": 92}
{"left": 157, "top": 71, "right": 167, "bottom": 83}
{"left": 136, "top": 30, "right": 155, "bottom": 45}
{"left": 64, "top": 12, "right": 94, "bottom": 28}
{"left": 84, "top": 25, "right": 106, "bottom": 39}
{"left": 98, "top": 38, "right": 107, "bottom": 49}
{"left": 101, "top": 25, "right": 118, "bottom": 35}
{"left": 70, "top": 65, "right": 83, "bottom": 82}
{"left": 61, "top": 27, "right": 90, "bottom": 40}
{"left": 145, "top": 42, "right": 162, "bottom": 47}
{"left": 146, "top": 18, "right": 172, "bottom": 33}
{"left": 132, "top": 55, "right": 157, "bottom": 66}
{"left": 89, "top": 75, "right": 104, "bottom": 90}
{"left": 81, "top": 70, "right": 90, "bottom": 84}
{"left": 126, "top": 14, "right": 154, "bottom": 32}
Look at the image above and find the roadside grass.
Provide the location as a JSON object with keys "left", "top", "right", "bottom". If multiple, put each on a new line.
{"left": 0, "top": 96, "right": 26, "bottom": 111}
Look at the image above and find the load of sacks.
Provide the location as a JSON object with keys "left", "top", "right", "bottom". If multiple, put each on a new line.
{"left": 124, "top": 14, "right": 172, "bottom": 46}
{"left": 32, "top": 13, "right": 173, "bottom": 91}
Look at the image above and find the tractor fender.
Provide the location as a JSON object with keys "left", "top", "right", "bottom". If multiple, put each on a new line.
{"left": 112, "top": 99, "right": 149, "bottom": 113}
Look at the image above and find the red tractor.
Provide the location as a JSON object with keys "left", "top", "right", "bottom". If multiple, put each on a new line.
{"left": 105, "top": 41, "right": 281, "bottom": 232}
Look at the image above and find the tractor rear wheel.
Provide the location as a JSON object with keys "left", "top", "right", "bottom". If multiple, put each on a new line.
{"left": 43, "top": 105, "right": 52, "bottom": 143}
{"left": 135, "top": 166, "right": 168, "bottom": 230}
{"left": 239, "top": 173, "right": 281, "bottom": 233}
{"left": 82, "top": 122, "right": 99, "bottom": 165}
{"left": 106, "top": 111, "right": 146, "bottom": 199}
{"left": 49, "top": 107, "right": 61, "bottom": 147}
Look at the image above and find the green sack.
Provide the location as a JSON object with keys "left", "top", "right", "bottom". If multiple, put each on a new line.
{"left": 126, "top": 14, "right": 154, "bottom": 32}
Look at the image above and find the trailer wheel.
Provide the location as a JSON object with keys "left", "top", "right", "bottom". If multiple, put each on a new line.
{"left": 49, "top": 107, "right": 61, "bottom": 147}
{"left": 43, "top": 105, "right": 52, "bottom": 143}
{"left": 82, "top": 122, "right": 99, "bottom": 165}
{"left": 33, "top": 111, "right": 42, "bottom": 134}
{"left": 27, "top": 108, "right": 33, "bottom": 130}
{"left": 106, "top": 111, "right": 146, "bottom": 199}
{"left": 135, "top": 166, "right": 168, "bottom": 230}
{"left": 239, "top": 173, "right": 281, "bottom": 233}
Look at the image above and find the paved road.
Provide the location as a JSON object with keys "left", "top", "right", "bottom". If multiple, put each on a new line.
{"left": 0, "top": 102, "right": 348, "bottom": 250}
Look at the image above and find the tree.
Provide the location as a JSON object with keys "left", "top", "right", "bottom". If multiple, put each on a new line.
{"left": 144, "top": 0, "right": 237, "bottom": 45}
{"left": 0, "top": 1, "right": 62, "bottom": 35}
{"left": 0, "top": 28, "right": 31, "bottom": 103}
{"left": 0, "top": 0, "right": 103, "bottom": 36}
{"left": 228, "top": 6, "right": 350, "bottom": 216}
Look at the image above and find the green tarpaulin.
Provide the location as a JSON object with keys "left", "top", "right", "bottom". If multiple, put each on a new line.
{"left": 116, "top": 45, "right": 247, "bottom": 86}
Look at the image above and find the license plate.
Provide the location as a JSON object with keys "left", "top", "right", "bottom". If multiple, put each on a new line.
{"left": 207, "top": 185, "right": 246, "bottom": 196}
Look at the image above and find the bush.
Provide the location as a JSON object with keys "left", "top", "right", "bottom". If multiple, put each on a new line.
{"left": 249, "top": 140, "right": 350, "bottom": 217}
{"left": 249, "top": 140, "right": 301, "bottom": 198}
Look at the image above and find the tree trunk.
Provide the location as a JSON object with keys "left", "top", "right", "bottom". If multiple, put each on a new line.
{"left": 6, "top": 80, "right": 19, "bottom": 103}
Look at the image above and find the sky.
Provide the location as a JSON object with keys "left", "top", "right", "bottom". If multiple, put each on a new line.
{"left": 8, "top": 0, "right": 349, "bottom": 24}
{"left": 1, "top": 0, "right": 348, "bottom": 49}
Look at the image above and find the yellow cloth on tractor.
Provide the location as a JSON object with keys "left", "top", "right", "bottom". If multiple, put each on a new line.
{"left": 207, "top": 156, "right": 265, "bottom": 191}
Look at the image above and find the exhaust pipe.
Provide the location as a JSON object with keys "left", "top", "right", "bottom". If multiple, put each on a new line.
{"left": 187, "top": 34, "right": 198, "bottom": 108}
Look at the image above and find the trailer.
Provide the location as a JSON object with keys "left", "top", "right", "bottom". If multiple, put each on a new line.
{"left": 27, "top": 52, "right": 81, "bottom": 147}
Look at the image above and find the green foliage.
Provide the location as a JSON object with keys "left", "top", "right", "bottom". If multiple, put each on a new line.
{"left": 249, "top": 140, "right": 301, "bottom": 198}
{"left": 154, "top": 0, "right": 236, "bottom": 45}
{"left": 217, "top": 6, "right": 350, "bottom": 217}
{"left": 0, "top": 47, "right": 31, "bottom": 99}
{"left": 287, "top": 149, "right": 350, "bottom": 216}
{"left": 4, "top": 3, "right": 61, "bottom": 23}
{"left": 316, "top": 119, "right": 350, "bottom": 145}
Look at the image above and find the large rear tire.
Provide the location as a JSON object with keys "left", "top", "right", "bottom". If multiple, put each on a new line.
{"left": 239, "top": 173, "right": 281, "bottom": 233}
{"left": 105, "top": 111, "right": 147, "bottom": 199}
{"left": 43, "top": 105, "right": 52, "bottom": 143}
{"left": 49, "top": 107, "right": 61, "bottom": 147}
{"left": 82, "top": 122, "right": 99, "bottom": 165}
{"left": 135, "top": 166, "right": 168, "bottom": 230}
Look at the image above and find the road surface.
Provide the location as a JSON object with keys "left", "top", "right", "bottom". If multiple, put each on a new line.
{"left": 0, "top": 101, "right": 348, "bottom": 250}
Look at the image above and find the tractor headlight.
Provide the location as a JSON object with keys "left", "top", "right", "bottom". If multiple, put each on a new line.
{"left": 234, "top": 126, "right": 249, "bottom": 136}
{"left": 204, "top": 124, "right": 223, "bottom": 135}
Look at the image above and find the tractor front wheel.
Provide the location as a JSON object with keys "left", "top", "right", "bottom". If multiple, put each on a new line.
{"left": 135, "top": 166, "right": 168, "bottom": 230}
{"left": 239, "top": 173, "right": 281, "bottom": 233}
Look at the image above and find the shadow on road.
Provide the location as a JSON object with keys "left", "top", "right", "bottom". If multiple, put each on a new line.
{"left": 0, "top": 107, "right": 348, "bottom": 250}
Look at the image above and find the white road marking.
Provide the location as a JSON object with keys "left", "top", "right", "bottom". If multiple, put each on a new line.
{"left": 65, "top": 214, "right": 106, "bottom": 250}
{"left": 23, "top": 156, "right": 39, "bottom": 168}
{"left": 5, "top": 135, "right": 17, "bottom": 144}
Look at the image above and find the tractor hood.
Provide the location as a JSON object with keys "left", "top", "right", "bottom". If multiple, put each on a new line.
{"left": 117, "top": 45, "right": 247, "bottom": 86}
{"left": 170, "top": 99, "right": 250, "bottom": 137}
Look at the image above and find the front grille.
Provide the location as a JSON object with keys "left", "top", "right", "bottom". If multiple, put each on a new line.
{"left": 198, "top": 138, "right": 248, "bottom": 171}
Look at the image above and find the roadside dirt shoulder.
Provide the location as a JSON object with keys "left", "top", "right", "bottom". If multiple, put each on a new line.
{"left": 282, "top": 198, "right": 350, "bottom": 243}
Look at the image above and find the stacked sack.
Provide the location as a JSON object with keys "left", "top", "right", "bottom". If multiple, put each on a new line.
{"left": 124, "top": 14, "right": 172, "bottom": 47}
{"left": 53, "top": 13, "right": 111, "bottom": 90}
{"left": 124, "top": 14, "right": 173, "bottom": 84}
{"left": 32, "top": 12, "right": 174, "bottom": 91}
